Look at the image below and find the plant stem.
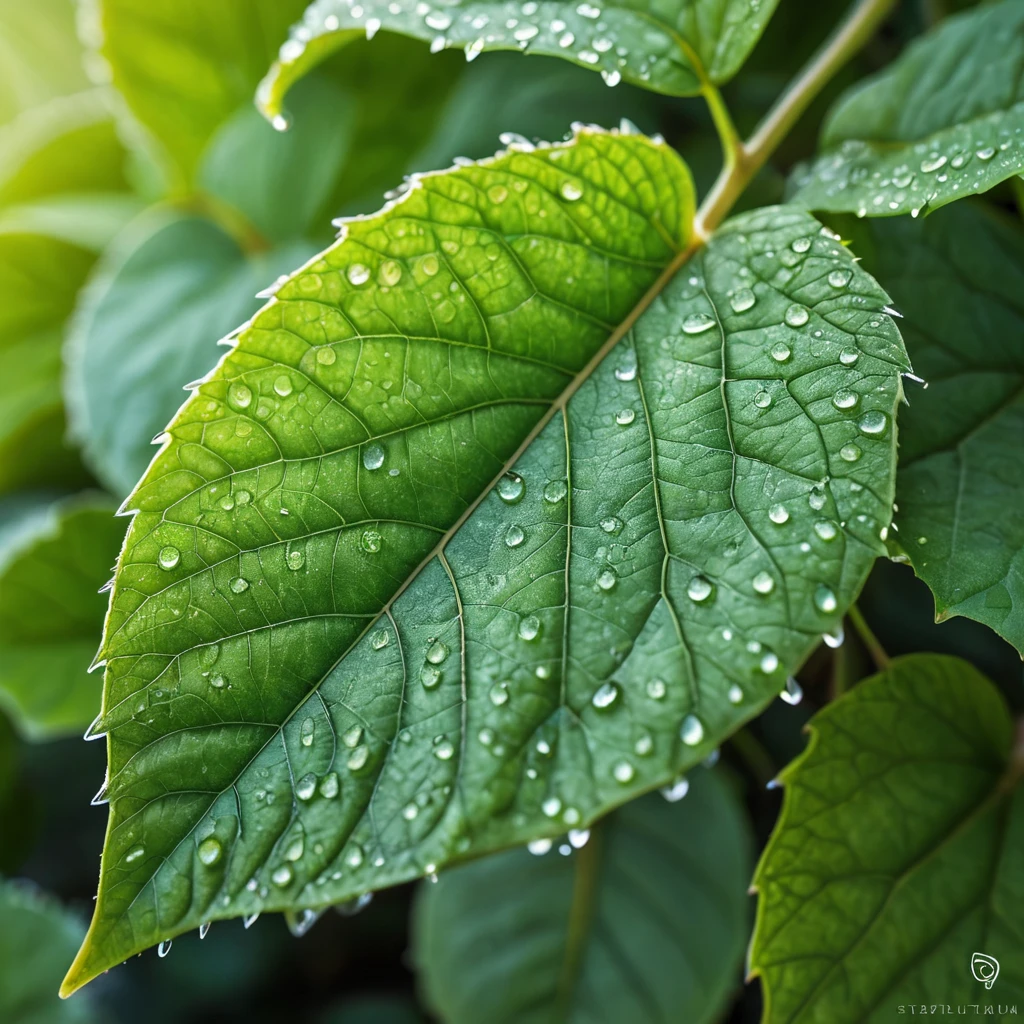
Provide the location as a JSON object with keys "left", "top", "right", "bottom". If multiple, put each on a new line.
{"left": 847, "top": 604, "right": 891, "bottom": 670}
{"left": 695, "top": 0, "right": 897, "bottom": 238}
{"left": 729, "top": 727, "right": 776, "bottom": 789}
{"left": 702, "top": 82, "right": 742, "bottom": 172}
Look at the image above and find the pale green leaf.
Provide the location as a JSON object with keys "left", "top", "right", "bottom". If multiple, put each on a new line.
{"left": 83, "top": 0, "right": 309, "bottom": 184}
{"left": 64, "top": 129, "right": 907, "bottom": 994}
{"left": 257, "top": 0, "right": 781, "bottom": 117}
{"left": 750, "top": 654, "right": 1024, "bottom": 1021}
{"left": 0, "top": 881, "right": 98, "bottom": 1023}
{"left": 843, "top": 203, "right": 1024, "bottom": 655}
{"left": 0, "top": 495, "right": 123, "bottom": 740}
{"left": 413, "top": 771, "right": 752, "bottom": 1024}
{"left": 790, "top": 0, "right": 1024, "bottom": 218}
{"left": 66, "top": 209, "right": 314, "bottom": 497}
{"left": 0, "top": 0, "right": 89, "bottom": 126}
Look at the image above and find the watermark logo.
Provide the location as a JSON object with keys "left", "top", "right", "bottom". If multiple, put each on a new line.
{"left": 971, "top": 952, "right": 999, "bottom": 990}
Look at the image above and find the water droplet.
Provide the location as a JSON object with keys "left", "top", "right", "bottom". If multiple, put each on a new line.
{"left": 319, "top": 772, "right": 340, "bottom": 799}
{"left": 347, "top": 264, "right": 370, "bottom": 286}
{"left": 300, "top": 718, "right": 315, "bottom": 748}
{"left": 402, "top": 802, "right": 419, "bottom": 821}
{"left": 230, "top": 576, "right": 249, "bottom": 594}
{"left": 158, "top": 940, "right": 172, "bottom": 958}
{"left": 528, "top": 838, "right": 552, "bottom": 855}
{"left": 345, "top": 844, "right": 364, "bottom": 868}
{"left": 770, "top": 341, "right": 792, "bottom": 362}
{"left": 727, "top": 684, "right": 744, "bottom": 704}
{"left": 858, "top": 411, "right": 888, "bottom": 435}
{"left": 828, "top": 269, "right": 852, "bottom": 288}
{"left": 229, "top": 383, "right": 253, "bottom": 408}
{"left": 427, "top": 640, "right": 449, "bottom": 664}
{"left": 680, "top": 714, "right": 704, "bottom": 746}
{"left": 370, "top": 629, "right": 389, "bottom": 650}
{"left": 316, "top": 346, "right": 336, "bottom": 365}
{"left": 832, "top": 389, "right": 859, "bottom": 410}
{"left": 197, "top": 835, "right": 222, "bottom": 866}
{"left": 158, "top": 546, "right": 180, "bottom": 570}
{"left": 284, "top": 835, "right": 304, "bottom": 862}
{"left": 613, "top": 760, "right": 635, "bottom": 783}
{"left": 497, "top": 472, "right": 525, "bottom": 503}
{"left": 362, "top": 443, "right": 385, "bottom": 470}
{"left": 361, "top": 529, "right": 383, "bottom": 553}
{"left": 682, "top": 312, "right": 717, "bottom": 334}
{"left": 543, "top": 479, "right": 567, "bottom": 502}
{"left": 505, "top": 524, "right": 525, "bottom": 548}
{"left": 977, "top": 146, "right": 996, "bottom": 161}
{"left": 421, "top": 665, "right": 441, "bottom": 689}
{"left": 296, "top": 773, "right": 317, "bottom": 800}
{"left": 379, "top": 260, "right": 402, "bottom": 286}
{"left": 596, "top": 568, "right": 617, "bottom": 591}
{"left": 615, "top": 408, "right": 635, "bottom": 426}
{"left": 784, "top": 305, "right": 809, "bottom": 327}
{"left": 920, "top": 154, "right": 947, "bottom": 173}
{"left": 274, "top": 374, "right": 293, "bottom": 397}
{"left": 343, "top": 725, "right": 363, "bottom": 749}
{"left": 823, "top": 624, "right": 845, "bottom": 648}
{"left": 840, "top": 443, "right": 862, "bottom": 462}
{"left": 646, "top": 679, "right": 666, "bottom": 700}
{"left": 754, "top": 389, "right": 772, "bottom": 409}
{"left": 347, "top": 745, "right": 370, "bottom": 770}
{"left": 661, "top": 776, "right": 690, "bottom": 802}
{"left": 687, "top": 575, "right": 714, "bottom": 603}
{"left": 542, "top": 796, "right": 562, "bottom": 817}
{"left": 489, "top": 682, "right": 509, "bottom": 706}
{"left": 760, "top": 651, "right": 779, "bottom": 673}
{"left": 518, "top": 615, "right": 541, "bottom": 641}
{"left": 209, "top": 673, "right": 227, "bottom": 689}
{"left": 568, "top": 828, "right": 590, "bottom": 848}
{"left": 592, "top": 682, "right": 619, "bottom": 709}
{"left": 286, "top": 549, "right": 305, "bottom": 570}
{"left": 478, "top": 727, "right": 495, "bottom": 746}
{"left": 791, "top": 236, "right": 812, "bottom": 253}
{"left": 199, "top": 922, "right": 211, "bottom": 939}
{"left": 752, "top": 571, "right": 775, "bottom": 595}
{"left": 768, "top": 503, "right": 789, "bottom": 525}
{"left": 560, "top": 181, "right": 583, "bottom": 201}
{"left": 781, "top": 676, "right": 803, "bottom": 705}
{"left": 730, "top": 288, "right": 756, "bottom": 312}
{"left": 272, "top": 865, "right": 293, "bottom": 887}
{"left": 814, "top": 585, "right": 838, "bottom": 613}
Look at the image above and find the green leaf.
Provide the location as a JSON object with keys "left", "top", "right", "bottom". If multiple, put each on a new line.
{"left": 413, "top": 771, "right": 752, "bottom": 1024}
{"left": 841, "top": 202, "right": 1024, "bottom": 655}
{"left": 85, "top": 0, "right": 309, "bottom": 185}
{"left": 66, "top": 209, "right": 314, "bottom": 497}
{"left": 0, "top": 0, "right": 89, "bottom": 126}
{"left": 0, "top": 495, "right": 123, "bottom": 740}
{"left": 789, "top": 0, "right": 1024, "bottom": 218}
{"left": 750, "top": 653, "right": 1024, "bottom": 1021}
{"left": 0, "top": 881, "right": 98, "bottom": 1023}
{"left": 64, "top": 128, "right": 908, "bottom": 994}
{"left": 257, "top": 0, "right": 781, "bottom": 117}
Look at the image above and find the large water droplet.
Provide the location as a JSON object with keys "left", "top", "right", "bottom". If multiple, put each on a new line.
{"left": 347, "top": 264, "right": 370, "bottom": 286}
{"left": 592, "top": 681, "right": 619, "bottom": 709}
{"left": 198, "top": 837, "right": 222, "bottom": 866}
{"left": 158, "top": 940, "right": 172, "bottom": 958}
{"left": 505, "top": 524, "right": 525, "bottom": 548}
{"left": 230, "top": 576, "right": 249, "bottom": 594}
{"left": 560, "top": 181, "right": 583, "bottom": 201}
{"left": 686, "top": 575, "right": 714, "bottom": 603}
{"left": 612, "top": 760, "right": 635, "bottom": 783}
{"left": 768, "top": 503, "right": 789, "bottom": 525}
{"left": 319, "top": 772, "right": 340, "bottom": 798}
{"left": 272, "top": 865, "right": 293, "bottom": 887}
{"left": 680, "top": 714, "right": 704, "bottom": 746}
{"left": 362, "top": 443, "right": 385, "bottom": 470}
{"left": 832, "top": 389, "right": 859, "bottom": 410}
{"left": 518, "top": 615, "right": 541, "bottom": 641}
{"left": 858, "top": 411, "right": 888, "bottom": 435}
{"left": 682, "top": 312, "right": 716, "bottom": 334}
{"left": 780, "top": 676, "right": 803, "bottom": 705}
{"left": 296, "top": 773, "right": 316, "bottom": 800}
{"left": 784, "top": 305, "right": 809, "bottom": 327}
{"left": 497, "top": 472, "right": 525, "bottom": 503}
{"left": 489, "top": 682, "right": 509, "bottom": 706}
{"left": 727, "top": 683, "right": 744, "bottom": 704}
{"left": 347, "top": 745, "right": 370, "bottom": 770}
{"left": 828, "top": 269, "right": 852, "bottom": 288}
{"left": 730, "top": 288, "right": 756, "bottom": 312}
{"left": 543, "top": 479, "right": 567, "bottom": 503}
{"left": 814, "top": 585, "right": 838, "bottom": 613}
{"left": 158, "top": 546, "right": 180, "bottom": 570}
{"left": 427, "top": 640, "right": 449, "bottom": 664}
{"left": 754, "top": 389, "right": 772, "bottom": 409}
{"left": 770, "top": 341, "right": 791, "bottom": 362}
{"left": 615, "top": 408, "right": 635, "bottom": 426}
{"left": 646, "top": 678, "right": 666, "bottom": 700}
{"left": 596, "top": 568, "right": 617, "bottom": 591}
{"left": 661, "top": 776, "right": 689, "bottom": 802}
{"left": 752, "top": 570, "right": 775, "bottom": 595}
{"left": 361, "top": 529, "right": 382, "bottom": 553}
{"left": 840, "top": 443, "right": 862, "bottom": 462}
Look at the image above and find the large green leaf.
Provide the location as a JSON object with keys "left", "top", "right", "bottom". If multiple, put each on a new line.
{"left": 843, "top": 203, "right": 1024, "bottom": 655}
{"left": 0, "top": 495, "right": 124, "bottom": 740}
{"left": 63, "top": 128, "right": 908, "bottom": 994}
{"left": 257, "top": 0, "right": 781, "bottom": 118}
{"left": 66, "top": 210, "right": 314, "bottom": 497}
{"left": 0, "top": 882, "right": 98, "bottom": 1023}
{"left": 0, "top": 0, "right": 89, "bottom": 127}
{"left": 82, "top": 0, "right": 309, "bottom": 186}
{"left": 790, "top": 0, "right": 1024, "bottom": 218}
{"left": 413, "top": 771, "right": 752, "bottom": 1024}
{"left": 750, "top": 654, "right": 1024, "bottom": 1021}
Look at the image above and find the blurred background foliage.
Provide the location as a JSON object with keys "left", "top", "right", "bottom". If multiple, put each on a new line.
{"left": 0, "top": 0, "right": 1018, "bottom": 1021}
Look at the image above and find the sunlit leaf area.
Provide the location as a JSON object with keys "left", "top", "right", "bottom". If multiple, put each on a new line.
{"left": 1, "top": 0, "right": 1021, "bottom": 1021}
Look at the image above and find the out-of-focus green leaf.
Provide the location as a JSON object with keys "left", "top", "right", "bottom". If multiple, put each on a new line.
{"left": 413, "top": 771, "right": 752, "bottom": 1024}
{"left": 790, "top": 0, "right": 1024, "bottom": 218}
{"left": 64, "top": 129, "right": 908, "bottom": 994}
{"left": 0, "top": 495, "right": 123, "bottom": 740}
{"left": 83, "top": 0, "right": 308, "bottom": 186}
{"left": 258, "top": 0, "right": 781, "bottom": 117}
{"left": 750, "top": 654, "right": 1024, "bottom": 1021}
{"left": 0, "top": 0, "right": 89, "bottom": 126}
{"left": 842, "top": 203, "right": 1024, "bottom": 655}
{"left": 66, "top": 209, "right": 313, "bottom": 497}
{"left": 0, "top": 881, "right": 98, "bottom": 1023}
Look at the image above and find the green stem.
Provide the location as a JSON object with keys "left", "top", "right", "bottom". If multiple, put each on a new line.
{"left": 695, "top": 0, "right": 897, "bottom": 238}
{"left": 702, "top": 82, "right": 742, "bottom": 173}
{"left": 729, "top": 727, "right": 776, "bottom": 789}
{"left": 847, "top": 604, "right": 891, "bottom": 670}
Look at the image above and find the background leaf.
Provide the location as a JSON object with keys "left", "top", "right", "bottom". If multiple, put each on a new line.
{"left": 0, "top": 880, "right": 99, "bottom": 1023}
{"left": 413, "top": 770, "right": 753, "bottom": 1024}
{"left": 66, "top": 209, "right": 314, "bottom": 497}
{"left": 65, "top": 125, "right": 909, "bottom": 993}
{"left": 789, "top": 0, "right": 1024, "bottom": 218}
{"left": 750, "top": 653, "right": 1024, "bottom": 1021}
{"left": 841, "top": 202, "right": 1024, "bottom": 655}
{"left": 0, "top": 494, "right": 123, "bottom": 740}
{"left": 257, "top": 0, "right": 782, "bottom": 117}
